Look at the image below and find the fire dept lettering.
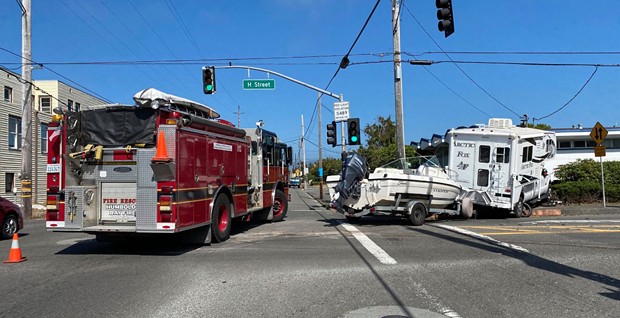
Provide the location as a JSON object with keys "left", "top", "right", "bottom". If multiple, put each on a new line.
{"left": 102, "top": 198, "right": 136, "bottom": 217}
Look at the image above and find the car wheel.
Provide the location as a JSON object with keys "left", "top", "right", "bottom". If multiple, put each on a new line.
{"left": 2, "top": 214, "right": 18, "bottom": 240}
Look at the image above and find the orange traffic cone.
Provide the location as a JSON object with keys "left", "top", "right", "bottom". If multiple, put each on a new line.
{"left": 3, "top": 233, "right": 26, "bottom": 263}
{"left": 152, "top": 131, "right": 172, "bottom": 162}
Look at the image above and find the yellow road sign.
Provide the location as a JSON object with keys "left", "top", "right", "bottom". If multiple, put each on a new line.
{"left": 594, "top": 145, "right": 606, "bottom": 157}
{"left": 590, "top": 122, "right": 608, "bottom": 145}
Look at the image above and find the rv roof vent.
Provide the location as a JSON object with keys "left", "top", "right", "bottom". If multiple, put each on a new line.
{"left": 488, "top": 118, "right": 513, "bottom": 128}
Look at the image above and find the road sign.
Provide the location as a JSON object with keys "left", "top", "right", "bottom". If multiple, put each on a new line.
{"left": 334, "top": 101, "right": 350, "bottom": 122}
{"left": 590, "top": 122, "right": 608, "bottom": 145}
{"left": 594, "top": 145, "right": 606, "bottom": 157}
{"left": 242, "top": 79, "right": 276, "bottom": 90}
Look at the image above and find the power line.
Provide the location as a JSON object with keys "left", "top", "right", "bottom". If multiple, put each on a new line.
{"left": 402, "top": 1, "right": 519, "bottom": 117}
{"left": 533, "top": 67, "right": 599, "bottom": 122}
{"left": 418, "top": 51, "right": 620, "bottom": 56}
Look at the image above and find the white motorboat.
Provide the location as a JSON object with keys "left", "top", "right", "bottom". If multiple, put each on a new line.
{"left": 330, "top": 154, "right": 463, "bottom": 225}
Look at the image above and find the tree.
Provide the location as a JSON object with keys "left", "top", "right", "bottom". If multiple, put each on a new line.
{"left": 356, "top": 116, "right": 415, "bottom": 171}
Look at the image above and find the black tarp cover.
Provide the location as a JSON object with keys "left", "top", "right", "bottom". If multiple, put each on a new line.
{"left": 80, "top": 107, "right": 157, "bottom": 147}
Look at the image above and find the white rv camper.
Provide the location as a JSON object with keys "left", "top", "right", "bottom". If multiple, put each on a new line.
{"left": 446, "top": 118, "right": 556, "bottom": 217}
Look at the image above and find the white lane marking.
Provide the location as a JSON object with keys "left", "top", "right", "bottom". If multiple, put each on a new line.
{"left": 339, "top": 221, "right": 397, "bottom": 265}
{"left": 432, "top": 224, "right": 530, "bottom": 253}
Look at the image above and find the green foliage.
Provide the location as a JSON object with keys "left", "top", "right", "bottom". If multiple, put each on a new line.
{"left": 551, "top": 159, "right": 620, "bottom": 203}
{"left": 307, "top": 157, "right": 342, "bottom": 182}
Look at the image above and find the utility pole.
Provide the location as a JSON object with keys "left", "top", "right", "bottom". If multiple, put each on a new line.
{"left": 301, "top": 115, "right": 307, "bottom": 189}
{"left": 392, "top": 0, "right": 405, "bottom": 159}
{"left": 317, "top": 93, "right": 323, "bottom": 199}
{"left": 233, "top": 105, "right": 244, "bottom": 128}
{"left": 21, "top": 0, "right": 33, "bottom": 219}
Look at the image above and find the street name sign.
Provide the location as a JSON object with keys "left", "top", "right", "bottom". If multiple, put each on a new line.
{"left": 243, "top": 79, "right": 276, "bottom": 90}
{"left": 590, "top": 121, "right": 608, "bottom": 145}
{"left": 334, "top": 101, "right": 350, "bottom": 122}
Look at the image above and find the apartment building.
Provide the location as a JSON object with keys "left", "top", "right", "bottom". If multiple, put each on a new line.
{"left": 1, "top": 67, "right": 107, "bottom": 205}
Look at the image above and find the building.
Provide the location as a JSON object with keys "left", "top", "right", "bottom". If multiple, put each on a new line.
{"left": 547, "top": 125, "right": 620, "bottom": 180}
{"left": 1, "top": 67, "right": 107, "bottom": 205}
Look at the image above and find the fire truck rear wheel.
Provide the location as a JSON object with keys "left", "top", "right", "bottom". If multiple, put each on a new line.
{"left": 211, "top": 195, "right": 232, "bottom": 243}
{"left": 271, "top": 190, "right": 288, "bottom": 222}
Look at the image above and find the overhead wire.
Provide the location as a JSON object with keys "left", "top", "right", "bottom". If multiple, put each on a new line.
{"left": 402, "top": 1, "right": 519, "bottom": 118}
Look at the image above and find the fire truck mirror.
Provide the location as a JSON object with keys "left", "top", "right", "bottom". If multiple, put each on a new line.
{"left": 287, "top": 146, "right": 293, "bottom": 165}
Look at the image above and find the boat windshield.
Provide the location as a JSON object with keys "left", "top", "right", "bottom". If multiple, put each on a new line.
{"left": 379, "top": 156, "right": 441, "bottom": 170}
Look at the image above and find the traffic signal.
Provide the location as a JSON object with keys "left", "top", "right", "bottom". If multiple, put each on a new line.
{"left": 347, "top": 118, "right": 361, "bottom": 146}
{"left": 202, "top": 66, "right": 216, "bottom": 94}
{"left": 436, "top": 0, "right": 455, "bottom": 38}
{"left": 326, "top": 121, "right": 337, "bottom": 147}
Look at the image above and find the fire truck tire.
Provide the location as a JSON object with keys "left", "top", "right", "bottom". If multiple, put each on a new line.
{"left": 271, "top": 190, "right": 288, "bottom": 222}
{"left": 211, "top": 195, "right": 232, "bottom": 243}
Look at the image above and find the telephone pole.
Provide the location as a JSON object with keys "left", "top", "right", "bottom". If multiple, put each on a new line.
{"left": 233, "top": 105, "right": 244, "bottom": 127}
{"left": 392, "top": 0, "right": 405, "bottom": 159}
{"left": 21, "top": 0, "right": 33, "bottom": 219}
{"left": 317, "top": 93, "right": 323, "bottom": 199}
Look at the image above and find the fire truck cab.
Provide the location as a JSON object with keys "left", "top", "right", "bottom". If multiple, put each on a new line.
{"left": 45, "top": 88, "right": 292, "bottom": 243}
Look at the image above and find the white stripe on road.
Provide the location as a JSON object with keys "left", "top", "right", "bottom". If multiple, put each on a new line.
{"left": 339, "top": 221, "right": 397, "bottom": 265}
{"left": 431, "top": 224, "right": 530, "bottom": 253}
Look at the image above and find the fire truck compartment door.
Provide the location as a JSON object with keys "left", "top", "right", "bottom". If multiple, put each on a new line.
{"left": 100, "top": 182, "right": 138, "bottom": 223}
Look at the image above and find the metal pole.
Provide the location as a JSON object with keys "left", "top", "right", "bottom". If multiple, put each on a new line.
{"left": 340, "top": 94, "right": 346, "bottom": 153}
{"left": 392, "top": 0, "right": 405, "bottom": 159}
{"left": 21, "top": 0, "right": 33, "bottom": 219}
{"left": 600, "top": 157, "right": 606, "bottom": 208}
{"left": 301, "top": 115, "right": 307, "bottom": 189}
{"left": 318, "top": 93, "right": 323, "bottom": 199}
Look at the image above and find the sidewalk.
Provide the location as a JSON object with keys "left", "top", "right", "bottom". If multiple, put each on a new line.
{"left": 303, "top": 185, "right": 619, "bottom": 217}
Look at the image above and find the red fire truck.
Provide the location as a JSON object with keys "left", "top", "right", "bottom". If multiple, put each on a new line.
{"left": 45, "top": 88, "right": 292, "bottom": 243}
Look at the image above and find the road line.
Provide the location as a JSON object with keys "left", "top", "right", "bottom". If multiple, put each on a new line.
{"left": 431, "top": 224, "right": 530, "bottom": 253}
{"left": 339, "top": 221, "right": 398, "bottom": 265}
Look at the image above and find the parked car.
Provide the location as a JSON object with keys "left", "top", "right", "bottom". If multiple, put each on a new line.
{"left": 1, "top": 196, "right": 23, "bottom": 240}
{"left": 289, "top": 177, "right": 301, "bottom": 188}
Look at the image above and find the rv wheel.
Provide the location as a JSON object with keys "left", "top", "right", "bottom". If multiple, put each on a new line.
{"left": 513, "top": 197, "right": 524, "bottom": 218}
{"left": 408, "top": 202, "right": 427, "bottom": 226}
{"left": 211, "top": 195, "right": 232, "bottom": 242}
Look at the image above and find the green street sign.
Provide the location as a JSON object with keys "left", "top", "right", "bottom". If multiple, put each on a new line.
{"left": 243, "top": 79, "right": 276, "bottom": 90}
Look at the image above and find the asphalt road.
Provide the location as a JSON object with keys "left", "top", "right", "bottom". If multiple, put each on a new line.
{"left": 1, "top": 188, "right": 619, "bottom": 318}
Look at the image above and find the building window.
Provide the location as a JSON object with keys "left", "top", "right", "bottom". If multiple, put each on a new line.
{"left": 68, "top": 99, "right": 74, "bottom": 111}
{"left": 40, "top": 96, "right": 52, "bottom": 113}
{"left": 5, "top": 173, "right": 16, "bottom": 194}
{"left": 8, "top": 116, "right": 22, "bottom": 150}
{"left": 558, "top": 141, "right": 571, "bottom": 148}
{"left": 478, "top": 145, "right": 490, "bottom": 163}
{"left": 496, "top": 147, "right": 510, "bottom": 163}
{"left": 40, "top": 123, "right": 48, "bottom": 153}
{"left": 522, "top": 146, "right": 533, "bottom": 162}
{"left": 573, "top": 140, "right": 586, "bottom": 148}
{"left": 3, "top": 86, "right": 12, "bottom": 102}
{"left": 75, "top": 102, "right": 81, "bottom": 111}
{"left": 477, "top": 169, "right": 489, "bottom": 187}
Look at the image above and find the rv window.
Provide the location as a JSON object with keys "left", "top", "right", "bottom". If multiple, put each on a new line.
{"left": 478, "top": 145, "right": 490, "bottom": 163}
{"left": 477, "top": 169, "right": 489, "bottom": 187}
{"left": 496, "top": 147, "right": 510, "bottom": 163}
{"left": 522, "top": 146, "right": 533, "bottom": 162}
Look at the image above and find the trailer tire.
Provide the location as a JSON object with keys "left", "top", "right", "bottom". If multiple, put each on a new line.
{"left": 271, "top": 190, "right": 288, "bottom": 222}
{"left": 408, "top": 202, "right": 427, "bottom": 226}
{"left": 211, "top": 195, "right": 232, "bottom": 243}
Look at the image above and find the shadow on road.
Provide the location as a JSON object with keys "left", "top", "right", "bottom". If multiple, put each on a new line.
{"left": 409, "top": 226, "right": 620, "bottom": 301}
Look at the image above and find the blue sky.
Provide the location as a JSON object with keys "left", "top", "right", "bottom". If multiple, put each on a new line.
{"left": 2, "top": 0, "right": 620, "bottom": 162}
